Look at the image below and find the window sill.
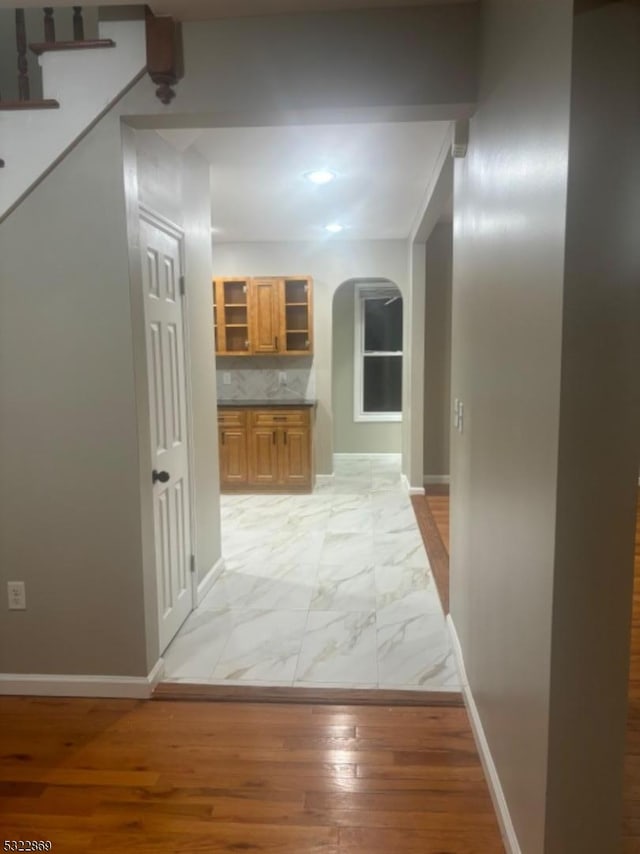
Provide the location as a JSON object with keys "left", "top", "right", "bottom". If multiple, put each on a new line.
{"left": 354, "top": 413, "right": 402, "bottom": 423}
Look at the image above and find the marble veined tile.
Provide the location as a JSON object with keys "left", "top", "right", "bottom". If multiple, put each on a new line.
{"left": 267, "top": 529, "right": 325, "bottom": 566}
{"left": 200, "top": 570, "right": 261, "bottom": 611}
{"left": 373, "top": 530, "right": 430, "bottom": 570}
{"left": 295, "top": 610, "right": 378, "bottom": 684}
{"left": 163, "top": 609, "right": 234, "bottom": 680}
{"left": 371, "top": 501, "right": 417, "bottom": 534}
{"left": 374, "top": 564, "right": 440, "bottom": 627}
{"left": 212, "top": 609, "right": 307, "bottom": 682}
{"left": 377, "top": 612, "right": 460, "bottom": 690}
{"left": 327, "top": 503, "right": 374, "bottom": 535}
{"left": 320, "top": 531, "right": 375, "bottom": 569}
{"left": 240, "top": 567, "right": 316, "bottom": 611}
{"left": 311, "top": 564, "right": 377, "bottom": 612}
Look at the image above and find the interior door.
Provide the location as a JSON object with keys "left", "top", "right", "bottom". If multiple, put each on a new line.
{"left": 140, "top": 216, "right": 193, "bottom": 654}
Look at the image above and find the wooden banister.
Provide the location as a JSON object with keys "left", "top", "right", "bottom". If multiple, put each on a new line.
{"left": 145, "top": 9, "right": 183, "bottom": 105}
{"left": 15, "top": 8, "right": 30, "bottom": 101}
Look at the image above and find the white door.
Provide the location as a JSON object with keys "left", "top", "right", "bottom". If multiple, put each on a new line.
{"left": 140, "top": 216, "right": 193, "bottom": 654}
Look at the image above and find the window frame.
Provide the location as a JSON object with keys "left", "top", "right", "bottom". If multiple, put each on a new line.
{"left": 353, "top": 284, "right": 403, "bottom": 423}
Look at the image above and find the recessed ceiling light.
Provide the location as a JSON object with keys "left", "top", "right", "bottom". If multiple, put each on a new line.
{"left": 305, "top": 169, "right": 336, "bottom": 185}
{"left": 325, "top": 223, "right": 343, "bottom": 233}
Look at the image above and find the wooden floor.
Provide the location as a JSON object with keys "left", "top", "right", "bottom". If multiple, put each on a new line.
{"left": 0, "top": 696, "right": 505, "bottom": 852}
{"left": 623, "top": 490, "right": 640, "bottom": 851}
{"left": 411, "top": 487, "right": 450, "bottom": 612}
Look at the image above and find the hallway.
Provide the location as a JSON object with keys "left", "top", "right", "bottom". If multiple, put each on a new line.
{"left": 162, "top": 455, "right": 458, "bottom": 691}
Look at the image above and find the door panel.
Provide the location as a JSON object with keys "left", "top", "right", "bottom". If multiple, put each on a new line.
{"left": 249, "top": 428, "right": 279, "bottom": 485}
{"left": 251, "top": 278, "right": 280, "bottom": 354}
{"left": 220, "top": 427, "right": 248, "bottom": 485}
{"left": 140, "top": 217, "right": 193, "bottom": 654}
{"left": 281, "top": 427, "right": 311, "bottom": 487}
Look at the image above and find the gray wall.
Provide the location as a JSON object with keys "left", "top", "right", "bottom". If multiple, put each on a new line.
{"left": 544, "top": 4, "right": 640, "bottom": 851}
{"left": 450, "top": 0, "right": 572, "bottom": 849}
{"left": 332, "top": 281, "right": 402, "bottom": 454}
{"left": 451, "top": 1, "right": 639, "bottom": 851}
{"left": 0, "top": 89, "right": 148, "bottom": 676}
{"left": 423, "top": 223, "right": 452, "bottom": 478}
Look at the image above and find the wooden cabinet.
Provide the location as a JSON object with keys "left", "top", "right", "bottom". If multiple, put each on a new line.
{"left": 218, "top": 406, "right": 313, "bottom": 492}
{"left": 213, "top": 276, "right": 313, "bottom": 356}
{"left": 250, "top": 278, "right": 280, "bottom": 355}
{"left": 214, "top": 278, "right": 251, "bottom": 356}
{"left": 218, "top": 410, "right": 248, "bottom": 487}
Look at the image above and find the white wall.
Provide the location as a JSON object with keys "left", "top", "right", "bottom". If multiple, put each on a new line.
{"left": 212, "top": 241, "right": 408, "bottom": 472}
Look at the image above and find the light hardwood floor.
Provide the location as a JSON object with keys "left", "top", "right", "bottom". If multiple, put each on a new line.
{"left": 0, "top": 695, "right": 504, "bottom": 852}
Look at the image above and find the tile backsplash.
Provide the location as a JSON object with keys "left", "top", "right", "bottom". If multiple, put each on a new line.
{"left": 216, "top": 357, "right": 315, "bottom": 401}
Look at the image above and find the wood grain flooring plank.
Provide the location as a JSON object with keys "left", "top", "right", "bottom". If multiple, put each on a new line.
{"left": 0, "top": 694, "right": 502, "bottom": 852}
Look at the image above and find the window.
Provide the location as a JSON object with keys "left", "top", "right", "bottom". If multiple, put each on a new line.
{"left": 354, "top": 284, "right": 403, "bottom": 422}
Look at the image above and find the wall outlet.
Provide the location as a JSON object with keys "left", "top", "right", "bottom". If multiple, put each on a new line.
{"left": 278, "top": 371, "right": 287, "bottom": 385}
{"left": 223, "top": 372, "right": 231, "bottom": 385}
{"left": 7, "top": 581, "right": 26, "bottom": 610}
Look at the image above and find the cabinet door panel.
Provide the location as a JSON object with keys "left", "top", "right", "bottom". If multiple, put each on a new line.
{"left": 250, "top": 278, "right": 280, "bottom": 354}
{"left": 219, "top": 427, "right": 248, "bottom": 485}
{"left": 281, "top": 427, "right": 311, "bottom": 487}
{"left": 249, "top": 427, "right": 280, "bottom": 485}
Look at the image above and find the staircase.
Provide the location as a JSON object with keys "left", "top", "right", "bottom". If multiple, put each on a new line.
{"left": 0, "top": 6, "right": 147, "bottom": 219}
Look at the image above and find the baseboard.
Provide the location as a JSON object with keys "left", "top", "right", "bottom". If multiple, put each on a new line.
{"left": 196, "top": 557, "right": 225, "bottom": 606}
{"left": 424, "top": 475, "right": 450, "bottom": 485}
{"left": 333, "top": 453, "right": 401, "bottom": 460}
{"left": 402, "top": 473, "right": 425, "bottom": 496}
{"left": 446, "top": 615, "right": 521, "bottom": 854}
{"left": 0, "top": 659, "right": 166, "bottom": 699}
{"left": 315, "top": 473, "right": 335, "bottom": 484}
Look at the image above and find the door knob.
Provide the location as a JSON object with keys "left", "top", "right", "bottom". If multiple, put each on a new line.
{"left": 152, "top": 469, "right": 170, "bottom": 484}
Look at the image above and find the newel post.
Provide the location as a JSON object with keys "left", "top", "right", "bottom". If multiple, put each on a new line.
{"left": 145, "top": 9, "right": 183, "bottom": 105}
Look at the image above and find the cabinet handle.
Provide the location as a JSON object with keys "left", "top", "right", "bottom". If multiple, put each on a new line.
{"left": 272, "top": 430, "right": 276, "bottom": 445}
{"left": 275, "top": 336, "right": 278, "bottom": 350}
{"left": 244, "top": 339, "right": 249, "bottom": 349}
{"left": 284, "top": 430, "right": 287, "bottom": 445}
{"left": 272, "top": 416, "right": 286, "bottom": 421}
{"left": 221, "top": 431, "right": 225, "bottom": 445}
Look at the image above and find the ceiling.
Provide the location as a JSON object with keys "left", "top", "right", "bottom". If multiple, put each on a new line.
{"left": 1, "top": 0, "right": 474, "bottom": 23}
{"left": 158, "top": 122, "right": 450, "bottom": 243}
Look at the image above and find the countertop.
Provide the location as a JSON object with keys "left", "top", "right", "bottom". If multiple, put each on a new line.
{"left": 217, "top": 399, "right": 316, "bottom": 408}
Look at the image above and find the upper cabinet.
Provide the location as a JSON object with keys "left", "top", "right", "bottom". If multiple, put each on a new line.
{"left": 213, "top": 276, "right": 313, "bottom": 356}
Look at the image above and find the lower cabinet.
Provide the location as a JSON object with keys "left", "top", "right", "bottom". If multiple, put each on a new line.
{"left": 218, "top": 406, "right": 313, "bottom": 492}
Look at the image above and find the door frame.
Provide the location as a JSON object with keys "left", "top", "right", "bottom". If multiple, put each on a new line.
{"left": 135, "top": 203, "right": 198, "bottom": 653}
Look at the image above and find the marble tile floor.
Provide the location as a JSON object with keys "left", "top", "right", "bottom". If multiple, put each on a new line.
{"left": 162, "top": 454, "right": 460, "bottom": 691}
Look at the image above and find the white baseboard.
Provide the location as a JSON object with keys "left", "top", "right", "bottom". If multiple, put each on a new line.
{"left": 446, "top": 615, "right": 521, "bottom": 854}
{"left": 401, "top": 473, "right": 425, "bottom": 496}
{"left": 196, "top": 557, "right": 225, "bottom": 606}
{"left": 333, "top": 453, "right": 401, "bottom": 460}
{"left": 0, "top": 659, "right": 166, "bottom": 700}
{"left": 424, "top": 475, "right": 450, "bottom": 485}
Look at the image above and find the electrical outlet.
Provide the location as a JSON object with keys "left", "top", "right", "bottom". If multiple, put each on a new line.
{"left": 278, "top": 371, "right": 287, "bottom": 385}
{"left": 7, "top": 581, "right": 26, "bottom": 610}
{"left": 223, "top": 372, "right": 231, "bottom": 385}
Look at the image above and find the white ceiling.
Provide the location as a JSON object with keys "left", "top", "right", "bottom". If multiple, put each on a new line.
{"left": 2, "top": 0, "right": 473, "bottom": 23}
{"left": 157, "top": 122, "right": 450, "bottom": 242}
